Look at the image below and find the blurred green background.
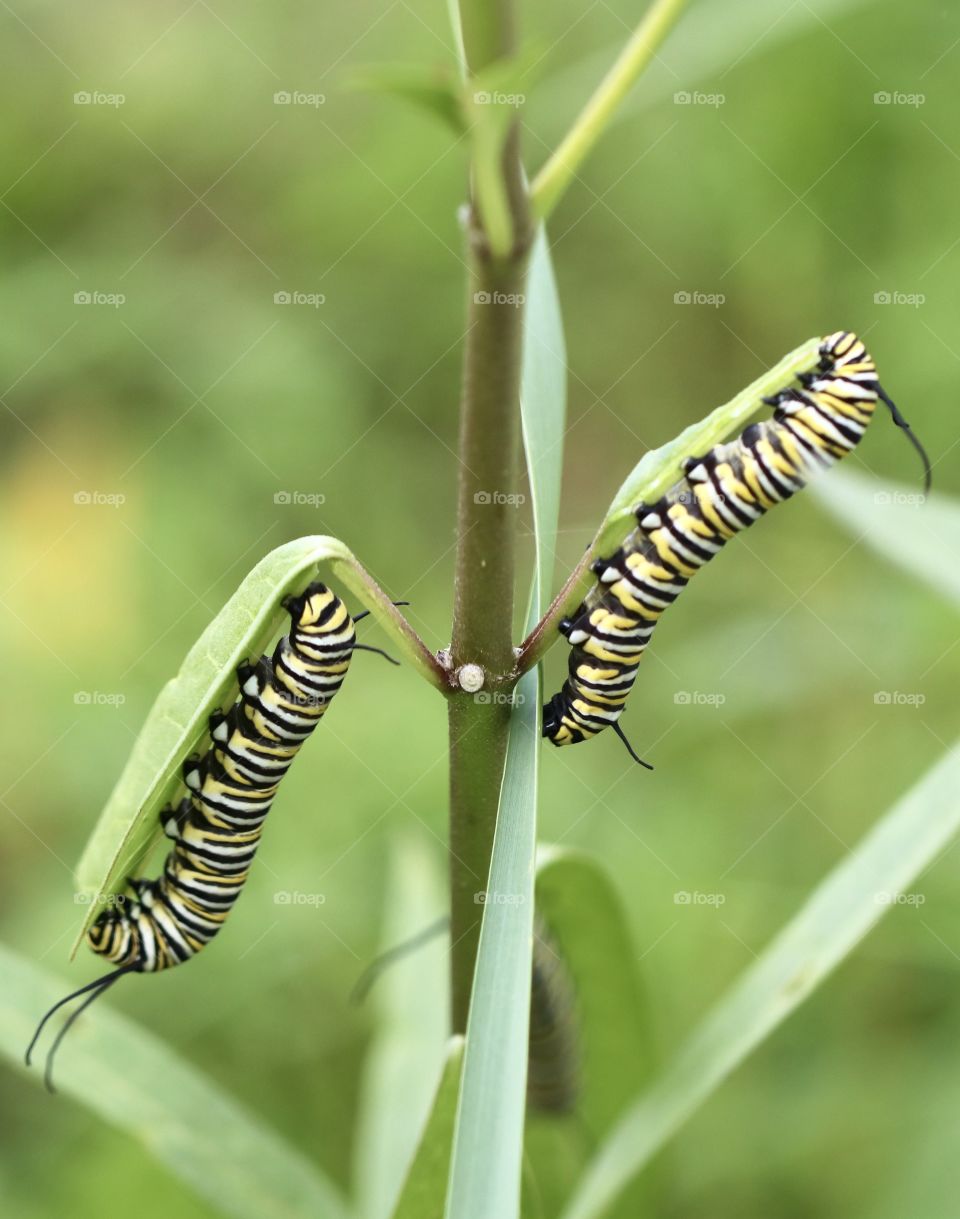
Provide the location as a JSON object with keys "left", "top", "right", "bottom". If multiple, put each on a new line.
{"left": 2, "top": 0, "right": 959, "bottom": 1215}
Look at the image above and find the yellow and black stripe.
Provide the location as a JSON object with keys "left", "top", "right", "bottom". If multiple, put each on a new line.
{"left": 543, "top": 332, "right": 930, "bottom": 759}
{"left": 86, "top": 582, "right": 355, "bottom": 971}
{"left": 27, "top": 582, "right": 356, "bottom": 1089}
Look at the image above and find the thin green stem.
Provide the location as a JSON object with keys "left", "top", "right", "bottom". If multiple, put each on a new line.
{"left": 448, "top": 0, "right": 532, "bottom": 1033}
{"left": 530, "top": 0, "right": 690, "bottom": 220}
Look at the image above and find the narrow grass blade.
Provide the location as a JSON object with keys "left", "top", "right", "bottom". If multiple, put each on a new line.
{"left": 354, "top": 835, "right": 449, "bottom": 1219}
{"left": 1, "top": 943, "right": 350, "bottom": 1219}
{"left": 444, "top": 664, "right": 540, "bottom": 1219}
{"left": 391, "top": 1038, "right": 466, "bottom": 1219}
{"left": 520, "top": 227, "right": 567, "bottom": 609}
{"left": 525, "top": 849, "right": 658, "bottom": 1219}
{"left": 812, "top": 469, "right": 960, "bottom": 609}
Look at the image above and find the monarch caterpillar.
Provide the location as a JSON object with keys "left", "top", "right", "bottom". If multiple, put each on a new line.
{"left": 351, "top": 913, "right": 582, "bottom": 1115}
{"left": 542, "top": 332, "right": 932, "bottom": 762}
{"left": 27, "top": 582, "right": 385, "bottom": 1090}
{"left": 527, "top": 919, "right": 580, "bottom": 1116}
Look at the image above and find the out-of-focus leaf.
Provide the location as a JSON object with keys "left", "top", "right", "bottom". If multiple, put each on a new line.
{"left": 391, "top": 1038, "right": 466, "bottom": 1219}
{"left": 523, "top": 848, "right": 657, "bottom": 1219}
{"left": 347, "top": 65, "right": 466, "bottom": 135}
{"left": 812, "top": 469, "right": 960, "bottom": 609}
{"left": 520, "top": 227, "right": 567, "bottom": 609}
{"left": 72, "top": 536, "right": 441, "bottom": 955}
{"left": 598, "top": 338, "right": 819, "bottom": 550}
{"left": 0, "top": 943, "right": 350, "bottom": 1219}
{"left": 562, "top": 741, "right": 960, "bottom": 1219}
{"left": 533, "top": 0, "right": 877, "bottom": 141}
{"left": 354, "top": 835, "right": 449, "bottom": 1219}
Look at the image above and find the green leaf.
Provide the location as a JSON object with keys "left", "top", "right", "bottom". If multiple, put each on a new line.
{"left": 346, "top": 64, "right": 466, "bottom": 135}
{"left": 812, "top": 469, "right": 960, "bottom": 609}
{"left": 444, "top": 663, "right": 540, "bottom": 1219}
{"left": 73, "top": 536, "right": 443, "bottom": 956}
{"left": 0, "top": 942, "right": 350, "bottom": 1219}
{"left": 524, "top": 849, "right": 657, "bottom": 1219}
{"left": 354, "top": 835, "right": 449, "bottom": 1219}
{"left": 535, "top": 0, "right": 877, "bottom": 141}
{"left": 561, "top": 741, "right": 960, "bottom": 1219}
{"left": 598, "top": 337, "right": 819, "bottom": 551}
{"left": 518, "top": 337, "right": 821, "bottom": 669}
{"left": 391, "top": 1038, "right": 466, "bottom": 1219}
{"left": 520, "top": 227, "right": 567, "bottom": 610}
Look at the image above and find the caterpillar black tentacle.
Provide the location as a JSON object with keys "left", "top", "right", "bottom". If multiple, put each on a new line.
{"left": 28, "top": 582, "right": 357, "bottom": 1090}
{"left": 542, "top": 332, "right": 931, "bottom": 758}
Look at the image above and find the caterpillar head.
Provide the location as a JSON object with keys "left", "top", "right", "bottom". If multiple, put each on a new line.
{"left": 282, "top": 582, "right": 332, "bottom": 627}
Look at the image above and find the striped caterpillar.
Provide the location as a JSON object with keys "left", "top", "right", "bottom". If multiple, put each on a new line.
{"left": 28, "top": 583, "right": 367, "bottom": 1089}
{"left": 542, "top": 332, "right": 931, "bottom": 762}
